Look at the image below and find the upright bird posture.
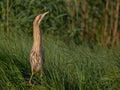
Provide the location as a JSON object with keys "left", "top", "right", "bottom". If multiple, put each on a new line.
{"left": 29, "top": 12, "right": 49, "bottom": 84}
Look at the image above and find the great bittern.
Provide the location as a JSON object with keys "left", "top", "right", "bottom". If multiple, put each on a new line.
{"left": 29, "top": 11, "right": 49, "bottom": 84}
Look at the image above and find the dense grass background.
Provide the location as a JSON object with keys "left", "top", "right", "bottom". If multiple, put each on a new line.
{"left": 1, "top": 0, "right": 120, "bottom": 46}
{"left": 0, "top": 31, "right": 120, "bottom": 90}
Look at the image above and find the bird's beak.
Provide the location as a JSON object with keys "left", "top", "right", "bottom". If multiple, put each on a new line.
{"left": 42, "top": 11, "right": 49, "bottom": 17}
{"left": 37, "top": 11, "right": 49, "bottom": 24}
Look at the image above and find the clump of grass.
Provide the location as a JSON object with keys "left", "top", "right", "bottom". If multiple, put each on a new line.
{"left": 0, "top": 31, "right": 120, "bottom": 90}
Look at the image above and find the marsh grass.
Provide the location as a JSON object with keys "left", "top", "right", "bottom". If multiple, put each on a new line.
{"left": 0, "top": 31, "right": 120, "bottom": 90}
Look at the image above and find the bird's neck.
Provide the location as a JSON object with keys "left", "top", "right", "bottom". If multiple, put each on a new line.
{"left": 32, "top": 24, "right": 42, "bottom": 51}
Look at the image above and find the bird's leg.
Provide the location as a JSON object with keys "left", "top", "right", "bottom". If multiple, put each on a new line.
{"left": 29, "top": 71, "right": 34, "bottom": 85}
{"left": 40, "top": 71, "right": 43, "bottom": 78}
{"left": 38, "top": 70, "right": 43, "bottom": 85}
{"left": 38, "top": 69, "right": 43, "bottom": 78}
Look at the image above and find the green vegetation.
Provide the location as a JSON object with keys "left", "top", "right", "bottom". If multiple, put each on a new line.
{"left": 0, "top": 0, "right": 120, "bottom": 90}
{"left": 0, "top": 0, "right": 120, "bottom": 46}
{"left": 0, "top": 32, "right": 120, "bottom": 90}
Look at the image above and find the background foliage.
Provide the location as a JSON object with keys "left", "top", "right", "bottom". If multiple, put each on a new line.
{"left": 0, "top": 0, "right": 120, "bottom": 46}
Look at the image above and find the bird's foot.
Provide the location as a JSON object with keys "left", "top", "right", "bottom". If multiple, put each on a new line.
{"left": 28, "top": 80, "right": 33, "bottom": 86}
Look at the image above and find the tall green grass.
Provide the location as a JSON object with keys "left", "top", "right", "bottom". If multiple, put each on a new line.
{"left": 2, "top": 0, "right": 120, "bottom": 45}
{"left": 0, "top": 31, "right": 120, "bottom": 90}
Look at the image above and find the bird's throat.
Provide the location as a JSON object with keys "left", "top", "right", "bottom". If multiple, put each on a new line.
{"left": 33, "top": 24, "right": 42, "bottom": 51}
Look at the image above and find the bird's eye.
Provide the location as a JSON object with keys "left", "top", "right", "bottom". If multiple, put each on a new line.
{"left": 38, "top": 15, "right": 42, "bottom": 20}
{"left": 35, "top": 15, "right": 41, "bottom": 23}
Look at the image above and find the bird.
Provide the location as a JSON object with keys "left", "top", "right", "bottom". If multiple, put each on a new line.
{"left": 28, "top": 11, "right": 49, "bottom": 85}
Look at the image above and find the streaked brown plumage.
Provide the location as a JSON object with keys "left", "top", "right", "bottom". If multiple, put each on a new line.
{"left": 29, "top": 12, "right": 49, "bottom": 84}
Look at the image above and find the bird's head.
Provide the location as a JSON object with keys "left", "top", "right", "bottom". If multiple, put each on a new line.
{"left": 33, "top": 11, "right": 49, "bottom": 25}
